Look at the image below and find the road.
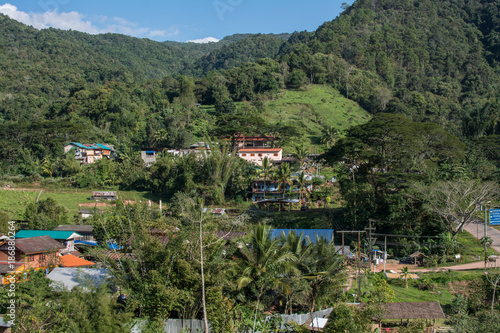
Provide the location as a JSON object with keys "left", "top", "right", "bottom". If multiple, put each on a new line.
{"left": 464, "top": 218, "right": 500, "bottom": 254}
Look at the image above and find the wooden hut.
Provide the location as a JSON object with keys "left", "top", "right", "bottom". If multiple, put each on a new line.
{"left": 409, "top": 251, "right": 427, "bottom": 265}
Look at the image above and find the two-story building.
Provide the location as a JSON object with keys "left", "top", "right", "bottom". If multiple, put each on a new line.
{"left": 237, "top": 148, "right": 282, "bottom": 166}
{"left": 15, "top": 230, "right": 82, "bottom": 253}
{"left": 0, "top": 236, "right": 65, "bottom": 274}
{"left": 64, "top": 142, "right": 116, "bottom": 164}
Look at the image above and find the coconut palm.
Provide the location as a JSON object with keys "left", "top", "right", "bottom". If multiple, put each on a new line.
{"left": 320, "top": 125, "right": 339, "bottom": 147}
{"left": 258, "top": 156, "right": 273, "bottom": 200}
{"left": 275, "top": 162, "right": 292, "bottom": 199}
{"left": 401, "top": 266, "right": 410, "bottom": 288}
{"left": 296, "top": 171, "right": 308, "bottom": 204}
{"left": 294, "top": 145, "right": 309, "bottom": 170}
{"left": 235, "top": 224, "right": 295, "bottom": 332}
{"left": 303, "top": 237, "right": 347, "bottom": 313}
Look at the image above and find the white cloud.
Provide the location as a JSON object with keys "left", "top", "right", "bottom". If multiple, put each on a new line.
{"left": 0, "top": 3, "right": 168, "bottom": 39}
{"left": 186, "top": 37, "right": 219, "bottom": 44}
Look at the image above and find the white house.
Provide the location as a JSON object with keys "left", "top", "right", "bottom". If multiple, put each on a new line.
{"left": 236, "top": 148, "right": 282, "bottom": 166}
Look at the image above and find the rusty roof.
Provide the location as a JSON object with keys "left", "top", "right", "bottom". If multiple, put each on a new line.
{"left": 1, "top": 236, "right": 65, "bottom": 254}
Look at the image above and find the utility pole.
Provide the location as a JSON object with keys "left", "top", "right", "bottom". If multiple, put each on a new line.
{"left": 336, "top": 230, "right": 366, "bottom": 303}
{"left": 384, "top": 235, "right": 387, "bottom": 273}
{"left": 365, "top": 219, "right": 376, "bottom": 273}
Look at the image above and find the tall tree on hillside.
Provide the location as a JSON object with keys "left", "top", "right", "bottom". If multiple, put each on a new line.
{"left": 275, "top": 162, "right": 292, "bottom": 200}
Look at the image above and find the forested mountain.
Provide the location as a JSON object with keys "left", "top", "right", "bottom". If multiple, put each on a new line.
{"left": 277, "top": 0, "right": 500, "bottom": 138}
{"left": 0, "top": 0, "right": 499, "bottom": 174}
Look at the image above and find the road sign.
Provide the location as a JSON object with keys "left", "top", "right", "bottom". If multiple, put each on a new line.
{"left": 489, "top": 208, "right": 500, "bottom": 225}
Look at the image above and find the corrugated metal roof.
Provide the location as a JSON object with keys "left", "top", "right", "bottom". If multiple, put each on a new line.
{"left": 54, "top": 225, "right": 93, "bottom": 233}
{"left": 270, "top": 229, "right": 334, "bottom": 243}
{"left": 0, "top": 236, "right": 65, "bottom": 254}
{"left": 47, "top": 267, "right": 109, "bottom": 291}
{"left": 238, "top": 148, "right": 282, "bottom": 152}
{"left": 15, "top": 230, "right": 81, "bottom": 240}
{"left": 60, "top": 254, "right": 95, "bottom": 267}
{"left": 66, "top": 142, "right": 87, "bottom": 149}
{"left": 94, "top": 143, "right": 113, "bottom": 150}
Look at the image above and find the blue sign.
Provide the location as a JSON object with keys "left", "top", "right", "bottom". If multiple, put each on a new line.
{"left": 490, "top": 209, "right": 500, "bottom": 225}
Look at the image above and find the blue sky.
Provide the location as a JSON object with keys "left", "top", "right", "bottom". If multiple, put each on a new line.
{"left": 0, "top": 0, "right": 353, "bottom": 43}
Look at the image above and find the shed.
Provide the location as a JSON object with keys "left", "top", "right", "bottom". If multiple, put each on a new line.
{"left": 409, "top": 251, "right": 427, "bottom": 265}
{"left": 383, "top": 302, "right": 446, "bottom": 320}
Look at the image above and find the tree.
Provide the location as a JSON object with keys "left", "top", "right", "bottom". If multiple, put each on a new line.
{"left": 274, "top": 162, "right": 292, "bottom": 200}
{"left": 295, "top": 172, "right": 308, "bottom": 203}
{"left": 200, "top": 139, "right": 240, "bottom": 205}
{"left": 484, "top": 269, "right": 500, "bottom": 311}
{"left": 414, "top": 180, "right": 499, "bottom": 240}
{"left": 258, "top": 156, "right": 273, "bottom": 200}
{"left": 323, "top": 303, "right": 371, "bottom": 333}
{"left": 24, "top": 197, "right": 68, "bottom": 230}
{"left": 235, "top": 224, "right": 294, "bottom": 332}
{"left": 401, "top": 266, "right": 410, "bottom": 288}
{"left": 320, "top": 125, "right": 339, "bottom": 147}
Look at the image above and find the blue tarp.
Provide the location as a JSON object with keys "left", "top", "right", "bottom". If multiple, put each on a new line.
{"left": 270, "top": 229, "right": 334, "bottom": 244}
{"left": 74, "top": 240, "right": 122, "bottom": 250}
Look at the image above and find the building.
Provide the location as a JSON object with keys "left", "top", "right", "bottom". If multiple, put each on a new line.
{"left": 54, "top": 225, "right": 94, "bottom": 241}
{"left": 237, "top": 148, "right": 282, "bottom": 166}
{"left": 90, "top": 191, "right": 117, "bottom": 201}
{"left": 231, "top": 135, "right": 275, "bottom": 149}
{"left": 0, "top": 236, "right": 65, "bottom": 272}
{"left": 140, "top": 148, "right": 165, "bottom": 167}
{"left": 15, "top": 230, "right": 82, "bottom": 253}
{"left": 64, "top": 142, "right": 116, "bottom": 164}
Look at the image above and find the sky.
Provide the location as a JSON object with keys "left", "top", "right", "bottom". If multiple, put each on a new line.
{"left": 0, "top": 0, "right": 353, "bottom": 43}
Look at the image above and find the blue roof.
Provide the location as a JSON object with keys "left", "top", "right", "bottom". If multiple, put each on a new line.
{"left": 66, "top": 142, "right": 87, "bottom": 149}
{"left": 94, "top": 143, "right": 113, "bottom": 150}
{"left": 270, "top": 229, "right": 334, "bottom": 243}
{"left": 15, "top": 230, "right": 81, "bottom": 240}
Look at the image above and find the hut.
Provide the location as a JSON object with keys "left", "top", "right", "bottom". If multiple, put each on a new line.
{"left": 409, "top": 251, "right": 427, "bottom": 265}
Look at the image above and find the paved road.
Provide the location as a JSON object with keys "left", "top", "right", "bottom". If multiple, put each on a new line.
{"left": 464, "top": 219, "right": 500, "bottom": 254}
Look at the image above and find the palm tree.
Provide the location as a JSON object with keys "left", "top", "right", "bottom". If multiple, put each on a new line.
{"left": 258, "top": 156, "right": 273, "bottom": 200}
{"left": 235, "top": 224, "right": 295, "bottom": 332}
{"left": 275, "top": 162, "right": 292, "bottom": 199}
{"left": 320, "top": 125, "right": 339, "bottom": 147}
{"left": 401, "top": 266, "right": 410, "bottom": 288}
{"left": 294, "top": 145, "right": 309, "bottom": 170}
{"left": 303, "top": 237, "right": 347, "bottom": 313}
{"left": 296, "top": 172, "right": 308, "bottom": 204}
{"left": 200, "top": 137, "right": 239, "bottom": 204}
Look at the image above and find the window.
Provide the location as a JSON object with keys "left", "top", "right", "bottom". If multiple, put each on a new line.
{"left": 258, "top": 154, "right": 262, "bottom": 157}
{"left": 39, "top": 253, "right": 46, "bottom": 262}
{"left": 250, "top": 153, "right": 255, "bottom": 156}
{"left": 26, "top": 255, "right": 34, "bottom": 262}
{"left": 241, "top": 153, "right": 246, "bottom": 156}
{"left": 273, "top": 153, "right": 278, "bottom": 156}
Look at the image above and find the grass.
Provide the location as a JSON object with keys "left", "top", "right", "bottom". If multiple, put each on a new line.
{"left": 0, "top": 186, "right": 162, "bottom": 220}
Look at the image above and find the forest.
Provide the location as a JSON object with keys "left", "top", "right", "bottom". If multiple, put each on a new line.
{"left": 0, "top": 0, "right": 500, "bottom": 331}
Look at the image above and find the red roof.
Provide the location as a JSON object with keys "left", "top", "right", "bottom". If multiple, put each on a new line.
{"left": 59, "top": 254, "right": 95, "bottom": 267}
{"left": 238, "top": 148, "right": 282, "bottom": 152}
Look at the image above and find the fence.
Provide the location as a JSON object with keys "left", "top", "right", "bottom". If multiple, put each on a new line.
{"left": 131, "top": 308, "right": 335, "bottom": 333}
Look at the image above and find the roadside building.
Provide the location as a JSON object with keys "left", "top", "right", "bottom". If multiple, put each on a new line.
{"left": 54, "top": 225, "right": 94, "bottom": 241}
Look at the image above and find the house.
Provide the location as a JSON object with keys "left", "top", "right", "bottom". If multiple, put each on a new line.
{"left": 231, "top": 135, "right": 275, "bottom": 149}
{"left": 46, "top": 267, "right": 109, "bottom": 291}
{"left": 64, "top": 142, "right": 116, "bottom": 164}
{"left": 251, "top": 179, "right": 309, "bottom": 203}
{"left": 78, "top": 209, "right": 102, "bottom": 219}
{"left": 15, "top": 230, "right": 82, "bottom": 253}
{"left": 140, "top": 148, "right": 165, "bottom": 167}
{"left": 54, "top": 225, "right": 94, "bottom": 241}
{"left": 0, "top": 236, "right": 65, "bottom": 273}
{"left": 237, "top": 148, "right": 282, "bottom": 166}
{"left": 90, "top": 191, "right": 117, "bottom": 201}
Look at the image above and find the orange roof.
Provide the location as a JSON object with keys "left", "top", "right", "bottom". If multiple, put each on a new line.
{"left": 59, "top": 254, "right": 95, "bottom": 267}
{"left": 238, "top": 148, "right": 282, "bottom": 152}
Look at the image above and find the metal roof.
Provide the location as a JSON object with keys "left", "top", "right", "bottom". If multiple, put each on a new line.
{"left": 15, "top": 230, "right": 81, "bottom": 240}
{"left": 54, "top": 225, "right": 94, "bottom": 233}
{"left": 0, "top": 236, "right": 65, "bottom": 254}
{"left": 47, "top": 267, "right": 109, "bottom": 291}
{"left": 270, "top": 229, "right": 334, "bottom": 243}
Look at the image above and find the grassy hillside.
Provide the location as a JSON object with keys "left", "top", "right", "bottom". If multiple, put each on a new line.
{"left": 263, "top": 85, "right": 371, "bottom": 150}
